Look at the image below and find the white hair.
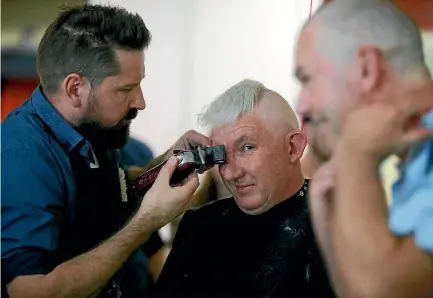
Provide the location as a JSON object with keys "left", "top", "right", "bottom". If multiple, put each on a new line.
{"left": 311, "top": 0, "right": 429, "bottom": 76}
{"left": 197, "top": 79, "right": 269, "bottom": 129}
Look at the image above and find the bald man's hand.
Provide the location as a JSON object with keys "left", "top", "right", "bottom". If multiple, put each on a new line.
{"left": 338, "top": 93, "right": 433, "bottom": 163}
{"left": 309, "top": 160, "right": 335, "bottom": 254}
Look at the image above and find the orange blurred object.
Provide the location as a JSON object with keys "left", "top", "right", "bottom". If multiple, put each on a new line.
{"left": 1, "top": 79, "right": 39, "bottom": 121}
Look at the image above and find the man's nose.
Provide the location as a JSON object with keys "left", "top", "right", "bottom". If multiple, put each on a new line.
{"left": 219, "top": 156, "right": 242, "bottom": 182}
{"left": 296, "top": 85, "right": 316, "bottom": 115}
{"left": 295, "top": 96, "right": 308, "bottom": 118}
{"left": 130, "top": 86, "right": 146, "bottom": 110}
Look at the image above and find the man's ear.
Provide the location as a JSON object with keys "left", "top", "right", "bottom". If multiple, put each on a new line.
{"left": 356, "top": 45, "right": 386, "bottom": 101}
{"left": 62, "top": 73, "right": 91, "bottom": 109}
{"left": 286, "top": 131, "right": 307, "bottom": 164}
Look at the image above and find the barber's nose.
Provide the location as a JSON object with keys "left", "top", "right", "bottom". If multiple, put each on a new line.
{"left": 130, "top": 86, "right": 146, "bottom": 110}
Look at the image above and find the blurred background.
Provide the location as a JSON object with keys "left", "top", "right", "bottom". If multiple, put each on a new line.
{"left": 2, "top": 0, "right": 433, "bottom": 198}
{"left": 2, "top": 0, "right": 433, "bottom": 292}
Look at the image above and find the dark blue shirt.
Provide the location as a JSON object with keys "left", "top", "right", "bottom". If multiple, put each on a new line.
{"left": 1, "top": 87, "right": 147, "bottom": 296}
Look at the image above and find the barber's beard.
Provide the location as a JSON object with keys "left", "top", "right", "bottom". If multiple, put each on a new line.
{"left": 75, "top": 103, "right": 138, "bottom": 151}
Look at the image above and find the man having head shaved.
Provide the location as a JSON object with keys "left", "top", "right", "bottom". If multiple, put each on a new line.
{"left": 295, "top": 0, "right": 433, "bottom": 297}
{"left": 154, "top": 80, "right": 335, "bottom": 297}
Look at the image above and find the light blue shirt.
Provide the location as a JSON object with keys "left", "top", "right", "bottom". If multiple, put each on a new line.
{"left": 389, "top": 110, "right": 433, "bottom": 254}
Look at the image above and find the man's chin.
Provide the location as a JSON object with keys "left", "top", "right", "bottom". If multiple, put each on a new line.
{"left": 87, "top": 125, "right": 131, "bottom": 150}
{"left": 311, "top": 146, "right": 332, "bottom": 165}
{"left": 105, "top": 132, "right": 130, "bottom": 150}
{"left": 234, "top": 194, "right": 269, "bottom": 215}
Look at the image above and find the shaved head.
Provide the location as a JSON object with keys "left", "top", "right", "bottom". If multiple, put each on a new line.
{"left": 200, "top": 79, "right": 307, "bottom": 215}
{"left": 295, "top": 0, "right": 431, "bottom": 164}
{"left": 198, "top": 79, "right": 300, "bottom": 136}
{"left": 255, "top": 90, "right": 300, "bottom": 134}
{"left": 308, "top": 0, "right": 427, "bottom": 75}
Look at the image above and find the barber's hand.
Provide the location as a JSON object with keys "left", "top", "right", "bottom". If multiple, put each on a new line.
{"left": 169, "top": 129, "right": 214, "bottom": 173}
{"left": 138, "top": 156, "right": 199, "bottom": 228}
{"left": 338, "top": 100, "right": 433, "bottom": 164}
{"left": 172, "top": 129, "right": 213, "bottom": 151}
{"left": 309, "top": 160, "right": 335, "bottom": 251}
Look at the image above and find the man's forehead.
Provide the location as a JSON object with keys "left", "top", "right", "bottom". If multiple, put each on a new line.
{"left": 211, "top": 115, "right": 262, "bottom": 144}
{"left": 115, "top": 50, "right": 145, "bottom": 82}
{"left": 295, "top": 22, "right": 319, "bottom": 62}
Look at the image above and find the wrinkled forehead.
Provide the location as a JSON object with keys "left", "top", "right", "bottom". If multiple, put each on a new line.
{"left": 211, "top": 114, "right": 263, "bottom": 146}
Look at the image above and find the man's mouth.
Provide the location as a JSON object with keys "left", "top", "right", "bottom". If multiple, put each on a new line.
{"left": 235, "top": 184, "right": 254, "bottom": 191}
{"left": 118, "top": 119, "right": 132, "bottom": 127}
{"left": 124, "top": 109, "right": 138, "bottom": 122}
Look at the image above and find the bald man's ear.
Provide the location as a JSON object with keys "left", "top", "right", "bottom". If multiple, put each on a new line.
{"left": 356, "top": 45, "right": 386, "bottom": 98}
{"left": 286, "top": 132, "right": 307, "bottom": 164}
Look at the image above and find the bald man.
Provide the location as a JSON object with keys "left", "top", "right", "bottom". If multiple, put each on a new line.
{"left": 295, "top": 0, "right": 433, "bottom": 297}
{"left": 153, "top": 80, "right": 335, "bottom": 297}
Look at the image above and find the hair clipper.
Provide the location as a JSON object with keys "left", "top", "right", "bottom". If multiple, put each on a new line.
{"left": 131, "top": 145, "right": 226, "bottom": 197}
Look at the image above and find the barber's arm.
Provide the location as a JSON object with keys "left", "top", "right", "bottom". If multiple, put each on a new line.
{"left": 2, "top": 150, "right": 197, "bottom": 298}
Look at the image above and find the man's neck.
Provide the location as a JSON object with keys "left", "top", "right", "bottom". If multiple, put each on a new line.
{"left": 47, "top": 94, "right": 78, "bottom": 128}
{"left": 281, "top": 173, "right": 306, "bottom": 201}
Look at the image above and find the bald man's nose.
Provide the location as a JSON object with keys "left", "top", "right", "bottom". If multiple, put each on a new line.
{"left": 295, "top": 93, "right": 312, "bottom": 121}
{"left": 295, "top": 94, "right": 307, "bottom": 115}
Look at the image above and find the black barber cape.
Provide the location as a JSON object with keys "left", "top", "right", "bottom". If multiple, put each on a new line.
{"left": 153, "top": 180, "right": 335, "bottom": 298}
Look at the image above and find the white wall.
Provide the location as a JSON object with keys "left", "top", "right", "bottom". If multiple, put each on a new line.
{"left": 90, "top": 0, "right": 196, "bottom": 155}
{"left": 90, "top": 0, "right": 321, "bottom": 154}
{"left": 189, "top": 0, "right": 322, "bottom": 133}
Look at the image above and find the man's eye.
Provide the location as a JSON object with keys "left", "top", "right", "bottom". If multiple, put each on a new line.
{"left": 299, "top": 75, "right": 310, "bottom": 84}
{"left": 242, "top": 144, "right": 255, "bottom": 152}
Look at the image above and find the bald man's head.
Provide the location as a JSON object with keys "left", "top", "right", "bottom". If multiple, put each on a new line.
{"left": 308, "top": 0, "right": 427, "bottom": 75}
{"left": 294, "top": 0, "right": 431, "bottom": 165}
{"left": 199, "top": 79, "right": 307, "bottom": 215}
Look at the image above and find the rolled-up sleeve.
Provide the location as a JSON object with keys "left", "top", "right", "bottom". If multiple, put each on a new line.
{"left": 1, "top": 149, "right": 66, "bottom": 285}
{"left": 389, "top": 184, "right": 433, "bottom": 254}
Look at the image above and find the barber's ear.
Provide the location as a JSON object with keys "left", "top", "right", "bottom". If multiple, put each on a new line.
{"left": 62, "top": 73, "right": 91, "bottom": 109}
{"left": 356, "top": 45, "right": 385, "bottom": 99}
{"left": 286, "top": 132, "right": 307, "bottom": 164}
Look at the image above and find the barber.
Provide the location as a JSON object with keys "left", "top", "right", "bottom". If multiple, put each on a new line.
{"left": 1, "top": 4, "right": 210, "bottom": 298}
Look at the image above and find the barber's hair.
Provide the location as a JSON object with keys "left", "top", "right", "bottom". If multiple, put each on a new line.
{"left": 312, "top": 0, "right": 428, "bottom": 76}
{"left": 37, "top": 4, "right": 152, "bottom": 96}
{"left": 197, "top": 79, "right": 269, "bottom": 129}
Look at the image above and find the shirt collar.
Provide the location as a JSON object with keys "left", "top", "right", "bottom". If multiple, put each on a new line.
{"left": 31, "top": 86, "right": 87, "bottom": 153}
